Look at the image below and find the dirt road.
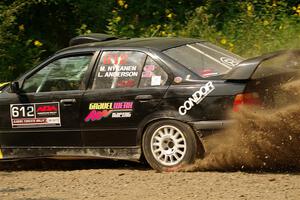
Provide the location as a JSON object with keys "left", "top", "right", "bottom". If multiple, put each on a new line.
{"left": 0, "top": 160, "right": 299, "bottom": 200}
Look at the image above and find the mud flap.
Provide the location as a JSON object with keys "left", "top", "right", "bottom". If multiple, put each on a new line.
{"left": 0, "top": 148, "right": 3, "bottom": 159}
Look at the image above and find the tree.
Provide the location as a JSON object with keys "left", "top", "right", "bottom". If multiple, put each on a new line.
{"left": 0, "top": 0, "right": 115, "bottom": 81}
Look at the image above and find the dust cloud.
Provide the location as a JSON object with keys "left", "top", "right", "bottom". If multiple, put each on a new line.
{"left": 182, "top": 53, "right": 300, "bottom": 172}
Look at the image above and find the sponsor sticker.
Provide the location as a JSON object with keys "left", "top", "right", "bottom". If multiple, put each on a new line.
{"left": 97, "top": 53, "right": 139, "bottom": 78}
{"left": 85, "top": 101, "right": 133, "bottom": 122}
{"left": 220, "top": 57, "right": 240, "bottom": 67}
{"left": 151, "top": 76, "right": 161, "bottom": 86}
{"left": 178, "top": 81, "right": 215, "bottom": 116}
{"left": 10, "top": 102, "right": 61, "bottom": 128}
{"left": 174, "top": 77, "right": 183, "bottom": 84}
{"left": 142, "top": 65, "right": 156, "bottom": 78}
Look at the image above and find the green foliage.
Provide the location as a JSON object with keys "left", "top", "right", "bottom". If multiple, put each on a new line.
{"left": 0, "top": 0, "right": 115, "bottom": 81}
{"left": 106, "top": 0, "right": 199, "bottom": 37}
{"left": 179, "top": 0, "right": 300, "bottom": 57}
{"left": 0, "top": 0, "right": 299, "bottom": 81}
{"left": 0, "top": 1, "right": 44, "bottom": 81}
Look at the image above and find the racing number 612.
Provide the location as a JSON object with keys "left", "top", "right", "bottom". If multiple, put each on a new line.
{"left": 11, "top": 105, "right": 35, "bottom": 118}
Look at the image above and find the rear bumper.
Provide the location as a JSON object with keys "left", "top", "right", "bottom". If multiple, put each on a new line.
{"left": 189, "top": 120, "right": 235, "bottom": 137}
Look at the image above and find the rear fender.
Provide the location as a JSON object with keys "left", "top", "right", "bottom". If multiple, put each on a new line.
{"left": 136, "top": 110, "right": 182, "bottom": 145}
{"left": 136, "top": 111, "right": 205, "bottom": 158}
{"left": 226, "top": 50, "right": 300, "bottom": 107}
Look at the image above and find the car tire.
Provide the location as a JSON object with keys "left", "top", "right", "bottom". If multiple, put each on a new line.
{"left": 142, "top": 120, "right": 200, "bottom": 171}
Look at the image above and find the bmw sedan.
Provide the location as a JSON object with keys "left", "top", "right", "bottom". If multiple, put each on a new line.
{"left": 0, "top": 34, "right": 299, "bottom": 171}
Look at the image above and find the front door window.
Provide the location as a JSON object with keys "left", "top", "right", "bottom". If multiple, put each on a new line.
{"left": 22, "top": 55, "right": 92, "bottom": 93}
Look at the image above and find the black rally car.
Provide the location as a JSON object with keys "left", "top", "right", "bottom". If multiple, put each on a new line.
{"left": 0, "top": 34, "right": 299, "bottom": 171}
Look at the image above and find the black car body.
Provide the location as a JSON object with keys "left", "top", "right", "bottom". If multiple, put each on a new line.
{"left": 0, "top": 34, "right": 299, "bottom": 170}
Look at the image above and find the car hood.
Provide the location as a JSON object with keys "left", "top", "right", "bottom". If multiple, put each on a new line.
{"left": 224, "top": 50, "right": 300, "bottom": 80}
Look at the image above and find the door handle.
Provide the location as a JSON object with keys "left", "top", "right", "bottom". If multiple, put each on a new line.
{"left": 135, "top": 95, "right": 153, "bottom": 101}
{"left": 60, "top": 99, "right": 76, "bottom": 106}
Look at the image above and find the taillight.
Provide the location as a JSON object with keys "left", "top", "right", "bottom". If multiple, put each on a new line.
{"left": 233, "top": 92, "right": 261, "bottom": 112}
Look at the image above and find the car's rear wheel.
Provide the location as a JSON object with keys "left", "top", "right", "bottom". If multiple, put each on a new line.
{"left": 142, "top": 120, "right": 200, "bottom": 171}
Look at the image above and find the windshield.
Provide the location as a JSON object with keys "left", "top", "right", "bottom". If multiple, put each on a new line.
{"left": 163, "top": 42, "right": 244, "bottom": 78}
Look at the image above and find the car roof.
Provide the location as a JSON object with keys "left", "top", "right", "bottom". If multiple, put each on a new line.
{"left": 58, "top": 37, "right": 204, "bottom": 53}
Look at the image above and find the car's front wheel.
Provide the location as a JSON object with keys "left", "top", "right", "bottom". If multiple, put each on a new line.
{"left": 142, "top": 120, "right": 199, "bottom": 171}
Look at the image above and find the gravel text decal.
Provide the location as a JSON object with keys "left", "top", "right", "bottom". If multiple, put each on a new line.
{"left": 85, "top": 102, "right": 133, "bottom": 122}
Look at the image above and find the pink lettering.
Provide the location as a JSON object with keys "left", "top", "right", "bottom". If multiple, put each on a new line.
{"left": 84, "top": 110, "right": 113, "bottom": 122}
{"left": 113, "top": 102, "right": 123, "bottom": 109}
{"left": 112, "top": 102, "right": 133, "bottom": 110}
{"left": 123, "top": 102, "right": 133, "bottom": 109}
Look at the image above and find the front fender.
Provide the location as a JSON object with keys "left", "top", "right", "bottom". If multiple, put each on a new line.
{"left": 0, "top": 82, "right": 10, "bottom": 93}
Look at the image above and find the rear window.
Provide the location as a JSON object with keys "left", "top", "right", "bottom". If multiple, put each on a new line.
{"left": 163, "top": 42, "right": 244, "bottom": 78}
{"left": 92, "top": 51, "right": 146, "bottom": 89}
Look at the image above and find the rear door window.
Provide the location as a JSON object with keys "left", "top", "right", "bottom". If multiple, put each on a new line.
{"left": 92, "top": 51, "right": 146, "bottom": 89}
{"left": 139, "top": 56, "right": 168, "bottom": 87}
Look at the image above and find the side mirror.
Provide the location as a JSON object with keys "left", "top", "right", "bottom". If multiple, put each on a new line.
{"left": 10, "top": 82, "right": 20, "bottom": 93}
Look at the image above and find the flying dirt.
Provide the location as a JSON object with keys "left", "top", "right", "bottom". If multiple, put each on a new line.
{"left": 179, "top": 51, "right": 300, "bottom": 172}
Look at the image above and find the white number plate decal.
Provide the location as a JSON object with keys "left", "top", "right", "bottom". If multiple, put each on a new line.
{"left": 10, "top": 102, "right": 61, "bottom": 128}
